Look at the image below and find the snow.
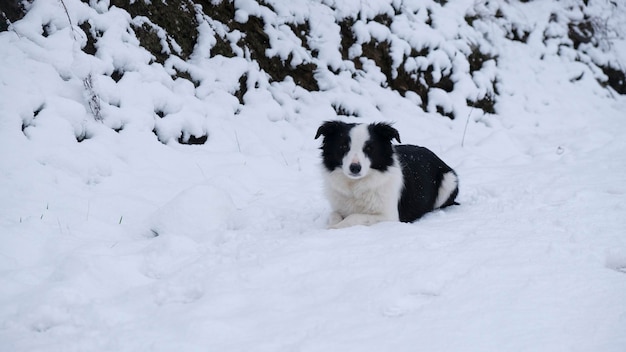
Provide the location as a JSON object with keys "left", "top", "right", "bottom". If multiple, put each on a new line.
{"left": 1, "top": 0, "right": 626, "bottom": 351}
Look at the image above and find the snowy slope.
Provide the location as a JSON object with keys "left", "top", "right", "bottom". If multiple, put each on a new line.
{"left": 1, "top": 0, "right": 626, "bottom": 351}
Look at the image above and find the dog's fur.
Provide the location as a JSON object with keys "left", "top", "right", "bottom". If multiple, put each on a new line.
{"left": 315, "top": 121, "right": 458, "bottom": 229}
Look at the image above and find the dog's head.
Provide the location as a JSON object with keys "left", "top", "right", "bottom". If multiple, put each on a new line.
{"left": 315, "top": 121, "right": 401, "bottom": 179}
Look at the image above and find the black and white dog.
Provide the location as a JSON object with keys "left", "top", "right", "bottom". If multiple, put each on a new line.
{"left": 315, "top": 121, "right": 458, "bottom": 229}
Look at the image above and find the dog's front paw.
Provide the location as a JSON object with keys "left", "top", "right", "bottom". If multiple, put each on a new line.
{"left": 328, "top": 220, "right": 352, "bottom": 230}
{"left": 329, "top": 214, "right": 384, "bottom": 229}
{"left": 329, "top": 219, "right": 351, "bottom": 229}
{"left": 330, "top": 216, "right": 361, "bottom": 229}
{"left": 327, "top": 212, "right": 344, "bottom": 228}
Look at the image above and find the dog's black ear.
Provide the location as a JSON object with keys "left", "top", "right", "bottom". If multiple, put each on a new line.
{"left": 314, "top": 125, "right": 325, "bottom": 140}
{"left": 371, "top": 122, "right": 401, "bottom": 143}
{"left": 315, "top": 121, "right": 344, "bottom": 139}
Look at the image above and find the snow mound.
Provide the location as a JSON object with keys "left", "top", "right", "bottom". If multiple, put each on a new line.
{"left": 149, "top": 184, "right": 237, "bottom": 242}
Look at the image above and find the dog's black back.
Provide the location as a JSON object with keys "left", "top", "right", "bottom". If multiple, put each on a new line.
{"left": 395, "top": 145, "right": 459, "bottom": 222}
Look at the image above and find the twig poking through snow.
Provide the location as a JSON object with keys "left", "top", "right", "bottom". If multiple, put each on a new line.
{"left": 461, "top": 107, "right": 474, "bottom": 147}
{"left": 234, "top": 130, "right": 241, "bottom": 152}
{"left": 59, "top": 0, "right": 101, "bottom": 120}
{"left": 58, "top": 0, "right": 80, "bottom": 41}
{"left": 58, "top": 0, "right": 72, "bottom": 27}
{"left": 83, "top": 74, "right": 103, "bottom": 122}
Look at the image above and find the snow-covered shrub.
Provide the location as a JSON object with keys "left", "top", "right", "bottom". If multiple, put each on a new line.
{"left": 551, "top": 1, "right": 626, "bottom": 94}
{"left": 3, "top": 0, "right": 624, "bottom": 146}
{"left": 191, "top": 0, "right": 501, "bottom": 119}
{"left": 466, "top": 0, "right": 626, "bottom": 95}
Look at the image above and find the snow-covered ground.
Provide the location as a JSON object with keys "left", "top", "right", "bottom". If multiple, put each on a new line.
{"left": 1, "top": 0, "right": 626, "bottom": 351}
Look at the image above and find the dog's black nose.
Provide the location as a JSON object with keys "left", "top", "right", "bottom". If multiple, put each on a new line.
{"left": 349, "top": 163, "right": 361, "bottom": 174}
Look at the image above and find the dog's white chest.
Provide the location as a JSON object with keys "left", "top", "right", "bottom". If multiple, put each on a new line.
{"left": 324, "top": 166, "right": 403, "bottom": 220}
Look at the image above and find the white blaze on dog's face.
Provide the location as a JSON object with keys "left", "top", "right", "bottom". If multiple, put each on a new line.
{"left": 342, "top": 124, "right": 372, "bottom": 179}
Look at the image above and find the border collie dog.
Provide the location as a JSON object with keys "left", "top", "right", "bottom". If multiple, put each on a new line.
{"left": 315, "top": 121, "right": 458, "bottom": 229}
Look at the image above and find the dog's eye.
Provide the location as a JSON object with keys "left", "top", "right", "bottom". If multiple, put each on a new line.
{"left": 364, "top": 144, "right": 372, "bottom": 153}
{"left": 340, "top": 143, "right": 349, "bottom": 152}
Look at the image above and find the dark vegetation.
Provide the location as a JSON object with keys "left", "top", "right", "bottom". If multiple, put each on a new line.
{"left": 0, "top": 0, "right": 25, "bottom": 32}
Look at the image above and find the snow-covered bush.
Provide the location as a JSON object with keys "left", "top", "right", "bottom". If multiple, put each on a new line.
{"left": 1, "top": 0, "right": 624, "bottom": 144}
